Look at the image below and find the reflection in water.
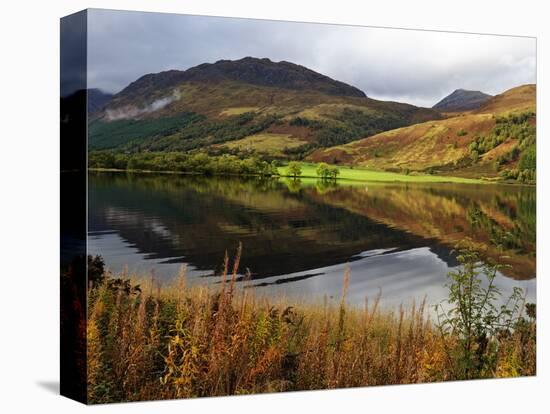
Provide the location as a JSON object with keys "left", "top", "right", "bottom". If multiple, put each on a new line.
{"left": 88, "top": 172, "right": 536, "bottom": 308}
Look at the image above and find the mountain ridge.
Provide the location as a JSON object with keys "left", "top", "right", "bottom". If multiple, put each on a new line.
{"left": 108, "top": 57, "right": 366, "bottom": 111}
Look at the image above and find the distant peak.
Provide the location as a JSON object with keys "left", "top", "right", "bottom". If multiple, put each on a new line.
{"left": 433, "top": 88, "right": 492, "bottom": 112}
{"left": 450, "top": 88, "right": 484, "bottom": 95}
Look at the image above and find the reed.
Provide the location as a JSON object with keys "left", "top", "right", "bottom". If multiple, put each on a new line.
{"left": 86, "top": 250, "right": 536, "bottom": 404}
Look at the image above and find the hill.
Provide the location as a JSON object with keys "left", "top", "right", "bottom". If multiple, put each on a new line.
{"left": 433, "top": 89, "right": 492, "bottom": 112}
{"left": 87, "top": 88, "right": 113, "bottom": 115}
{"left": 89, "top": 57, "right": 441, "bottom": 153}
{"left": 476, "top": 84, "right": 535, "bottom": 114}
{"left": 309, "top": 84, "right": 536, "bottom": 180}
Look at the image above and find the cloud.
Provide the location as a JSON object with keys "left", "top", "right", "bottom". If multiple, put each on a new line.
{"left": 61, "top": 11, "right": 87, "bottom": 97}
{"left": 105, "top": 89, "right": 181, "bottom": 120}
{"left": 87, "top": 9, "right": 536, "bottom": 107}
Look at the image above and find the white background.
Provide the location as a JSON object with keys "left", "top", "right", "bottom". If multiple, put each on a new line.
{"left": 0, "top": 0, "right": 547, "bottom": 412}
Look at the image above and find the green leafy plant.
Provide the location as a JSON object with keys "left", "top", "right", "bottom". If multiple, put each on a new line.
{"left": 435, "top": 241, "right": 525, "bottom": 379}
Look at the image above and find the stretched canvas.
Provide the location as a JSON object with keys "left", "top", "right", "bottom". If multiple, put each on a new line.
{"left": 60, "top": 8, "right": 537, "bottom": 404}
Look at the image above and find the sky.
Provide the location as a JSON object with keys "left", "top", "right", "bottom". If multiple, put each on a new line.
{"left": 86, "top": 9, "right": 536, "bottom": 108}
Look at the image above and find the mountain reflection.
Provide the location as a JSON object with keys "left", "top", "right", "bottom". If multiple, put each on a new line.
{"left": 89, "top": 172, "right": 535, "bottom": 282}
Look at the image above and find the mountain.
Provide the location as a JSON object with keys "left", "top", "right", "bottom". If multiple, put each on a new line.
{"left": 87, "top": 89, "right": 113, "bottom": 115}
{"left": 309, "top": 84, "right": 535, "bottom": 178}
{"left": 433, "top": 89, "right": 492, "bottom": 112}
{"left": 113, "top": 57, "right": 366, "bottom": 105}
{"left": 89, "top": 57, "right": 441, "bottom": 153}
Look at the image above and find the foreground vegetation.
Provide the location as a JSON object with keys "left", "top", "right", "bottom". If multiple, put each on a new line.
{"left": 86, "top": 243, "right": 535, "bottom": 403}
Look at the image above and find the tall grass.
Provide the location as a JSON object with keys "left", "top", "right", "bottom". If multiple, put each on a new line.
{"left": 86, "top": 246, "right": 535, "bottom": 404}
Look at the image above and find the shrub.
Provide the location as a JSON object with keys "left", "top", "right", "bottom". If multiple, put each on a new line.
{"left": 435, "top": 242, "right": 526, "bottom": 379}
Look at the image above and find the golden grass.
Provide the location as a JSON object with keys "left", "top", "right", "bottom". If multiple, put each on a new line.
{"left": 476, "top": 84, "right": 536, "bottom": 115}
{"left": 287, "top": 103, "right": 379, "bottom": 122}
{"left": 219, "top": 107, "right": 260, "bottom": 116}
{"left": 219, "top": 133, "right": 308, "bottom": 156}
{"left": 87, "top": 251, "right": 535, "bottom": 403}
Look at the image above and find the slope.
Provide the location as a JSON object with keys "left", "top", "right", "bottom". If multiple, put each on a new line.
{"left": 309, "top": 84, "right": 535, "bottom": 179}
{"left": 89, "top": 57, "right": 441, "bottom": 153}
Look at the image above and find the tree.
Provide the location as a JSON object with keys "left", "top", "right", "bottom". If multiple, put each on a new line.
{"left": 88, "top": 255, "right": 106, "bottom": 286}
{"left": 127, "top": 157, "right": 141, "bottom": 171}
{"left": 316, "top": 162, "right": 330, "bottom": 179}
{"left": 328, "top": 165, "right": 340, "bottom": 180}
{"left": 287, "top": 161, "right": 302, "bottom": 179}
{"left": 518, "top": 146, "right": 536, "bottom": 171}
{"left": 316, "top": 163, "right": 340, "bottom": 181}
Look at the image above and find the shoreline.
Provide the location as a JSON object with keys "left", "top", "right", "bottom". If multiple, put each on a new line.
{"left": 88, "top": 166, "right": 504, "bottom": 185}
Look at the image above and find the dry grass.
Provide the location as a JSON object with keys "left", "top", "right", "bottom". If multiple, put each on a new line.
{"left": 218, "top": 133, "right": 308, "bottom": 156}
{"left": 219, "top": 107, "right": 260, "bottom": 116}
{"left": 87, "top": 251, "right": 536, "bottom": 404}
{"left": 285, "top": 103, "right": 379, "bottom": 122}
{"left": 310, "top": 114, "right": 495, "bottom": 171}
{"left": 476, "top": 84, "right": 536, "bottom": 115}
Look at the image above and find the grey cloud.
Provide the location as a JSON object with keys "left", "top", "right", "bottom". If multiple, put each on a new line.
{"left": 87, "top": 9, "right": 536, "bottom": 107}
{"left": 61, "top": 11, "right": 88, "bottom": 97}
{"left": 104, "top": 89, "right": 182, "bottom": 120}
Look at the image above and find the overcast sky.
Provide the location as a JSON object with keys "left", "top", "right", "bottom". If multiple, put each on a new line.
{"left": 87, "top": 9, "right": 536, "bottom": 108}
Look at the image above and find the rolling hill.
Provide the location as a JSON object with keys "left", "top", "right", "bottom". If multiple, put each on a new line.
{"left": 309, "top": 84, "right": 536, "bottom": 179}
{"left": 433, "top": 88, "right": 492, "bottom": 112}
{"left": 89, "top": 57, "right": 441, "bottom": 153}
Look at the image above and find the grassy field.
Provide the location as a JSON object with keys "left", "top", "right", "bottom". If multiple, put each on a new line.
{"left": 84, "top": 245, "right": 535, "bottom": 403}
{"left": 278, "top": 162, "right": 485, "bottom": 184}
{"left": 219, "top": 106, "right": 260, "bottom": 116}
{"left": 219, "top": 133, "right": 309, "bottom": 156}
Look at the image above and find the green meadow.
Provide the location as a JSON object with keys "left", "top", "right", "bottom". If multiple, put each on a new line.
{"left": 278, "top": 162, "right": 485, "bottom": 184}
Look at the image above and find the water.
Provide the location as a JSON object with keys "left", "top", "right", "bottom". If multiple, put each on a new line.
{"left": 88, "top": 172, "right": 536, "bottom": 309}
